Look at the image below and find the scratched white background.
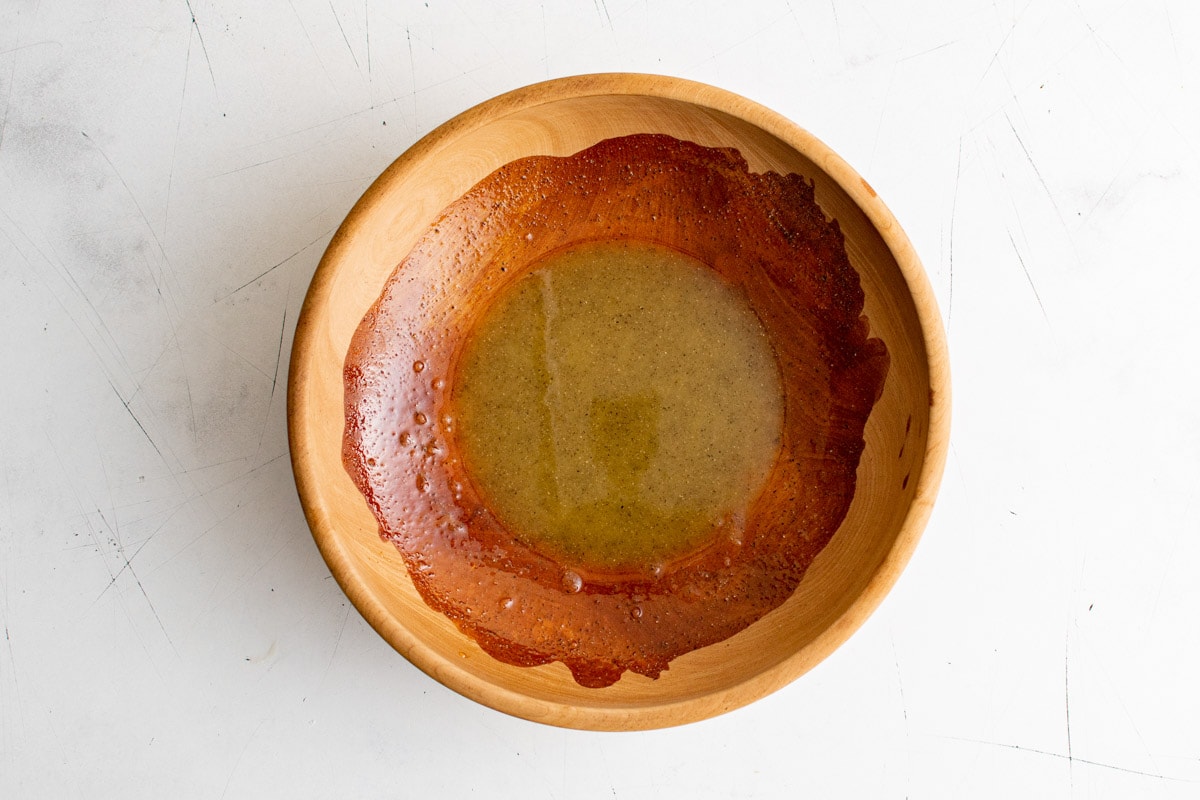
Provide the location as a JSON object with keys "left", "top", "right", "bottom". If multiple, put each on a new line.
{"left": 1, "top": 0, "right": 1198, "bottom": 797}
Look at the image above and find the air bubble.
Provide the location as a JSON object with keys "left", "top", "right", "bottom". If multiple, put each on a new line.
{"left": 432, "top": 377, "right": 446, "bottom": 390}
{"left": 415, "top": 474, "right": 429, "bottom": 493}
{"left": 500, "top": 597, "right": 514, "bottom": 610}
{"left": 561, "top": 571, "right": 583, "bottom": 593}
{"left": 414, "top": 411, "right": 428, "bottom": 425}
{"left": 412, "top": 360, "right": 425, "bottom": 373}
{"left": 630, "top": 605, "right": 643, "bottom": 620}
{"left": 398, "top": 431, "right": 413, "bottom": 446}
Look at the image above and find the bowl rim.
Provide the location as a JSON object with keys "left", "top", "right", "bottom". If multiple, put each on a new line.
{"left": 287, "top": 72, "right": 951, "bottom": 730}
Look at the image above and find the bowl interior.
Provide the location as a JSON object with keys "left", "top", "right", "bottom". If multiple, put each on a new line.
{"left": 288, "top": 76, "right": 948, "bottom": 730}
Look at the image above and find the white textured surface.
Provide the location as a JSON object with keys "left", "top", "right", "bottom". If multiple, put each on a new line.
{"left": 2, "top": 1, "right": 1198, "bottom": 797}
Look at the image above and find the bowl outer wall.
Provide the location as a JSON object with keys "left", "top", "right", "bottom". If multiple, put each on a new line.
{"left": 286, "top": 73, "right": 950, "bottom": 730}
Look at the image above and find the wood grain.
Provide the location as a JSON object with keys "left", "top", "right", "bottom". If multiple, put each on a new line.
{"left": 287, "top": 73, "right": 950, "bottom": 730}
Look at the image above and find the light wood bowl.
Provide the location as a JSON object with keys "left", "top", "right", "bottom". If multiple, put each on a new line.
{"left": 288, "top": 74, "right": 949, "bottom": 730}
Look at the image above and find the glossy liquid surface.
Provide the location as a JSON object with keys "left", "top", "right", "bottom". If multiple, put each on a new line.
{"left": 342, "top": 134, "right": 889, "bottom": 687}
{"left": 454, "top": 241, "right": 783, "bottom": 573}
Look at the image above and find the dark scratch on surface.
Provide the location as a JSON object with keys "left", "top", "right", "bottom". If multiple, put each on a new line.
{"left": 237, "top": 72, "right": 493, "bottom": 150}
{"left": 216, "top": 227, "right": 333, "bottom": 302}
{"left": 540, "top": 3, "right": 549, "bottom": 78}
{"left": 1081, "top": 136, "right": 1144, "bottom": 225}
{"left": 899, "top": 40, "right": 956, "bottom": 62}
{"left": 936, "top": 734, "right": 1195, "bottom": 783}
{"left": 783, "top": 0, "right": 798, "bottom": 24}
{"left": 364, "top": 0, "right": 372, "bottom": 76}
{"left": 690, "top": 17, "right": 786, "bottom": 68}
{"left": 2, "top": 556, "right": 19, "bottom": 714}
{"left": 1006, "top": 231, "right": 1048, "bottom": 322}
{"left": 96, "top": 506, "right": 177, "bottom": 653}
{"left": 183, "top": 0, "right": 217, "bottom": 91}
{"left": 270, "top": 309, "right": 287, "bottom": 402}
{"left": 1065, "top": 638, "right": 1075, "bottom": 787}
{"left": 220, "top": 720, "right": 266, "bottom": 800}
{"left": 81, "top": 131, "right": 174, "bottom": 274}
{"left": 829, "top": 0, "right": 843, "bottom": 53}
{"left": 46, "top": 432, "right": 121, "bottom": 603}
{"left": 406, "top": 26, "right": 418, "bottom": 133}
{"left": 1070, "top": 0, "right": 1133, "bottom": 78}
{"left": 184, "top": 350, "right": 198, "bottom": 439}
{"left": 869, "top": 63, "right": 898, "bottom": 169}
{"left": 329, "top": 1, "right": 360, "bottom": 70}
{"left": 206, "top": 140, "right": 338, "bottom": 179}
{"left": 0, "top": 40, "right": 65, "bottom": 57}
{"left": 209, "top": 147, "right": 317, "bottom": 178}
{"left": 1163, "top": 4, "right": 1181, "bottom": 72}
{"left": 255, "top": 306, "right": 289, "bottom": 456}
{"left": 2, "top": 218, "right": 141, "bottom": 407}
{"left": 323, "top": 605, "right": 352, "bottom": 681}
{"left": 155, "top": 455, "right": 288, "bottom": 568}
{"left": 108, "top": 379, "right": 166, "bottom": 462}
{"left": 288, "top": 0, "right": 336, "bottom": 90}
{"left": 0, "top": 56, "right": 14, "bottom": 154}
{"left": 164, "top": 30, "right": 191, "bottom": 250}
{"left": 593, "top": 0, "right": 613, "bottom": 29}
{"left": 948, "top": 136, "right": 962, "bottom": 324}
{"left": 891, "top": 634, "right": 912, "bottom": 793}
{"left": 979, "top": 17, "right": 1019, "bottom": 85}
{"left": 1004, "top": 112, "right": 1068, "bottom": 230}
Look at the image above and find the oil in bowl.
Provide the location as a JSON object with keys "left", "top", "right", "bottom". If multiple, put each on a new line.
{"left": 454, "top": 240, "right": 784, "bottom": 576}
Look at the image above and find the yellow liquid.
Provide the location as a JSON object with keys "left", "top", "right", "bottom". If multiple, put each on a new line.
{"left": 453, "top": 241, "right": 784, "bottom": 572}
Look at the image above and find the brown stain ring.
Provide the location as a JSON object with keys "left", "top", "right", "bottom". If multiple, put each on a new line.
{"left": 342, "top": 134, "right": 889, "bottom": 687}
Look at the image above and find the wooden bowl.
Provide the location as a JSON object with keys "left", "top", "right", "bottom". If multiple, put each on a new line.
{"left": 288, "top": 74, "right": 949, "bottom": 730}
